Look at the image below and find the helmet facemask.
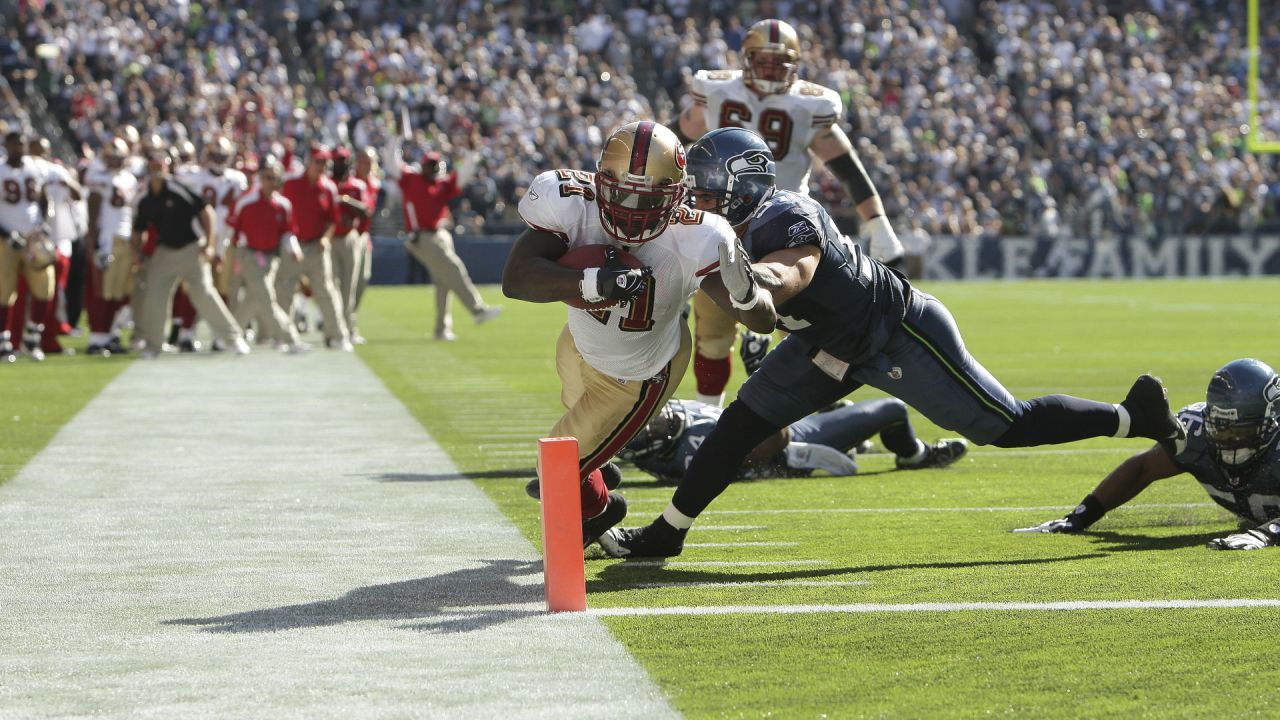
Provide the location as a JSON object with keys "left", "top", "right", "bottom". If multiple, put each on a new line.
{"left": 744, "top": 48, "right": 799, "bottom": 96}
{"left": 1206, "top": 409, "right": 1279, "bottom": 468}
{"left": 594, "top": 170, "right": 685, "bottom": 246}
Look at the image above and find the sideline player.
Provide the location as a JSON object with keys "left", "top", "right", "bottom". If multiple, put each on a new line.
{"left": 618, "top": 397, "right": 967, "bottom": 485}
{"left": 679, "top": 19, "right": 905, "bottom": 406}
{"left": 0, "top": 131, "right": 53, "bottom": 362}
{"left": 502, "top": 120, "right": 775, "bottom": 548}
{"left": 601, "top": 128, "right": 1184, "bottom": 558}
{"left": 84, "top": 137, "right": 139, "bottom": 356}
{"left": 1016, "top": 359, "right": 1280, "bottom": 550}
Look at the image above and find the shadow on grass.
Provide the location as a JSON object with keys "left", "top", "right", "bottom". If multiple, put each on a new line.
{"left": 374, "top": 468, "right": 536, "bottom": 482}
{"left": 1083, "top": 529, "right": 1229, "bottom": 551}
{"left": 164, "top": 559, "right": 546, "bottom": 635}
{"left": 589, "top": 553, "right": 1108, "bottom": 592}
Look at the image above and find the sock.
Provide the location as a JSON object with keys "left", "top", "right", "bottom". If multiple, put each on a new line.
{"left": 671, "top": 400, "right": 779, "bottom": 518}
{"left": 662, "top": 503, "right": 695, "bottom": 530}
{"left": 1113, "top": 404, "right": 1130, "bottom": 438}
{"left": 580, "top": 467, "right": 608, "bottom": 519}
{"left": 896, "top": 439, "right": 928, "bottom": 465}
{"left": 694, "top": 352, "right": 731, "bottom": 398}
{"left": 89, "top": 331, "right": 111, "bottom": 346}
{"left": 993, "top": 395, "right": 1122, "bottom": 448}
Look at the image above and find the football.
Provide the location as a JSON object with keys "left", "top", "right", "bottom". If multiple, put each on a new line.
{"left": 557, "top": 244, "right": 644, "bottom": 310}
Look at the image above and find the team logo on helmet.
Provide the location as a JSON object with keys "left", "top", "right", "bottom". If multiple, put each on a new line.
{"left": 674, "top": 144, "right": 687, "bottom": 170}
{"left": 727, "top": 150, "right": 772, "bottom": 178}
{"left": 1264, "top": 376, "right": 1280, "bottom": 405}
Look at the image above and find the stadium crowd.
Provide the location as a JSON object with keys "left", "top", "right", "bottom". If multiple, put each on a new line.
{"left": 0, "top": 0, "right": 1276, "bottom": 362}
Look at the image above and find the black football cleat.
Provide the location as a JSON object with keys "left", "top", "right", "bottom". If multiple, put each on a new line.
{"left": 583, "top": 492, "right": 627, "bottom": 548}
{"left": 105, "top": 337, "right": 130, "bottom": 356}
{"left": 1121, "top": 374, "right": 1185, "bottom": 442}
{"left": 524, "top": 477, "right": 541, "bottom": 500}
{"left": 598, "top": 516, "right": 687, "bottom": 558}
{"left": 0, "top": 343, "right": 16, "bottom": 364}
{"left": 897, "top": 439, "right": 968, "bottom": 470}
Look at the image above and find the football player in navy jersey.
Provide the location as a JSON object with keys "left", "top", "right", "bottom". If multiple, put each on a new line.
{"left": 618, "top": 397, "right": 968, "bottom": 485}
{"left": 1016, "top": 359, "right": 1280, "bottom": 550}
{"left": 601, "top": 127, "right": 1187, "bottom": 559}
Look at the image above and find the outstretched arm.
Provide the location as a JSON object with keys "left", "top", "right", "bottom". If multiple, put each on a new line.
{"left": 812, "top": 125, "right": 903, "bottom": 264}
{"left": 1014, "top": 445, "right": 1182, "bottom": 533}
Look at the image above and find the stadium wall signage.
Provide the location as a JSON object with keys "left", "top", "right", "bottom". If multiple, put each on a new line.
{"left": 924, "top": 235, "right": 1280, "bottom": 279}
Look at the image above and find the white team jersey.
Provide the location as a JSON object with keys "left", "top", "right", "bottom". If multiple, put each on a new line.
{"left": 518, "top": 169, "right": 733, "bottom": 381}
{"left": 0, "top": 157, "right": 47, "bottom": 234}
{"left": 39, "top": 160, "right": 85, "bottom": 253}
{"left": 86, "top": 166, "right": 140, "bottom": 242}
{"left": 691, "top": 70, "right": 842, "bottom": 193}
{"left": 176, "top": 166, "right": 248, "bottom": 242}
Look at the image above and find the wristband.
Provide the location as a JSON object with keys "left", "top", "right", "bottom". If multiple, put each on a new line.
{"left": 580, "top": 268, "right": 603, "bottom": 303}
{"left": 1068, "top": 493, "right": 1106, "bottom": 529}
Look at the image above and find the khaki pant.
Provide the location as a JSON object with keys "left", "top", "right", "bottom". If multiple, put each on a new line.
{"left": 274, "top": 239, "right": 348, "bottom": 343}
{"left": 551, "top": 322, "right": 691, "bottom": 480}
{"left": 130, "top": 259, "right": 150, "bottom": 345}
{"left": 693, "top": 288, "right": 737, "bottom": 359}
{"left": 353, "top": 232, "right": 372, "bottom": 317}
{"left": 0, "top": 239, "right": 55, "bottom": 304}
{"left": 330, "top": 229, "right": 362, "bottom": 333}
{"left": 101, "top": 236, "right": 135, "bottom": 301}
{"left": 405, "top": 228, "right": 484, "bottom": 335}
{"left": 233, "top": 247, "right": 299, "bottom": 345}
{"left": 142, "top": 243, "right": 242, "bottom": 351}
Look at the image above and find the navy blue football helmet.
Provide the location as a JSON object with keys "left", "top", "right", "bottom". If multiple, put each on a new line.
{"left": 1205, "top": 358, "right": 1280, "bottom": 469}
{"left": 684, "top": 127, "right": 776, "bottom": 226}
{"left": 618, "top": 400, "right": 689, "bottom": 461}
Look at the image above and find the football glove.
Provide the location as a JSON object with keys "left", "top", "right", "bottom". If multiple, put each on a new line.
{"left": 1013, "top": 494, "right": 1105, "bottom": 533}
{"left": 865, "top": 216, "right": 905, "bottom": 265}
{"left": 1208, "top": 520, "right": 1280, "bottom": 551}
{"left": 582, "top": 246, "right": 651, "bottom": 303}
{"left": 740, "top": 329, "right": 771, "bottom": 376}
{"left": 5, "top": 229, "right": 22, "bottom": 252}
{"left": 718, "top": 236, "right": 760, "bottom": 310}
{"left": 94, "top": 249, "right": 114, "bottom": 271}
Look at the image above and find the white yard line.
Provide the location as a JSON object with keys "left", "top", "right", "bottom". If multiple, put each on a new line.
{"left": 585, "top": 598, "right": 1280, "bottom": 616}
{"left": 0, "top": 352, "right": 675, "bottom": 719}
{"left": 622, "top": 501, "right": 1216, "bottom": 514}
{"left": 683, "top": 542, "right": 800, "bottom": 548}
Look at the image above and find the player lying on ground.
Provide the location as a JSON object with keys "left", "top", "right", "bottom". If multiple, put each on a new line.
{"left": 617, "top": 397, "right": 967, "bottom": 485}
{"left": 1016, "top": 358, "right": 1280, "bottom": 550}
{"left": 599, "top": 127, "right": 1185, "bottom": 559}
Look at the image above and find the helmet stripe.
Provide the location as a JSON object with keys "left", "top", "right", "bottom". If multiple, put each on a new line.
{"left": 629, "top": 121, "right": 655, "bottom": 176}
{"left": 769, "top": 19, "right": 779, "bottom": 44}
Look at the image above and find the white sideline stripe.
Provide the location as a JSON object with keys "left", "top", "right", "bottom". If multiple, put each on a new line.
{"left": 0, "top": 352, "right": 675, "bottom": 719}
{"left": 967, "top": 447, "right": 1143, "bottom": 456}
{"left": 683, "top": 542, "right": 799, "bottom": 548}
{"left": 585, "top": 598, "right": 1280, "bottom": 617}
{"left": 622, "top": 502, "right": 1217, "bottom": 514}
{"left": 695, "top": 525, "right": 768, "bottom": 531}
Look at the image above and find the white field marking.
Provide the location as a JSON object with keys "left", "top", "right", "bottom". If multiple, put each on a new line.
{"left": 607, "top": 560, "right": 829, "bottom": 568}
{"left": 584, "top": 598, "right": 1280, "bottom": 617}
{"left": 966, "top": 447, "right": 1143, "bottom": 456}
{"left": 683, "top": 542, "right": 799, "bottom": 548}
{"left": 0, "top": 351, "right": 676, "bottom": 719}
{"left": 620, "top": 501, "right": 1217, "bottom": 514}
{"left": 628, "top": 580, "right": 870, "bottom": 590}
{"left": 692, "top": 525, "right": 768, "bottom": 532}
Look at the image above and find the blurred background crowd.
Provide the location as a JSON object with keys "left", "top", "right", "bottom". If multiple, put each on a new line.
{"left": 1, "top": 0, "right": 1277, "bottom": 241}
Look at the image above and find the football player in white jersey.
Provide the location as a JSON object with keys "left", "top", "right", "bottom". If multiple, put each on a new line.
{"left": 27, "top": 137, "right": 83, "bottom": 355}
{"left": 678, "top": 19, "right": 906, "bottom": 406}
{"left": 0, "top": 131, "right": 53, "bottom": 362}
{"left": 176, "top": 136, "right": 248, "bottom": 343}
{"left": 84, "top": 137, "right": 142, "bottom": 356}
{"left": 502, "top": 120, "right": 776, "bottom": 549}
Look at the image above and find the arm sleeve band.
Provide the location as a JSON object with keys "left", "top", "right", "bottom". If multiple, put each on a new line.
{"left": 826, "top": 150, "right": 878, "bottom": 206}
{"left": 1069, "top": 493, "right": 1107, "bottom": 530}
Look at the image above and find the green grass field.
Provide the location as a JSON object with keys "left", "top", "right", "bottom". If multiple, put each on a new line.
{"left": 9, "top": 279, "right": 1280, "bottom": 717}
